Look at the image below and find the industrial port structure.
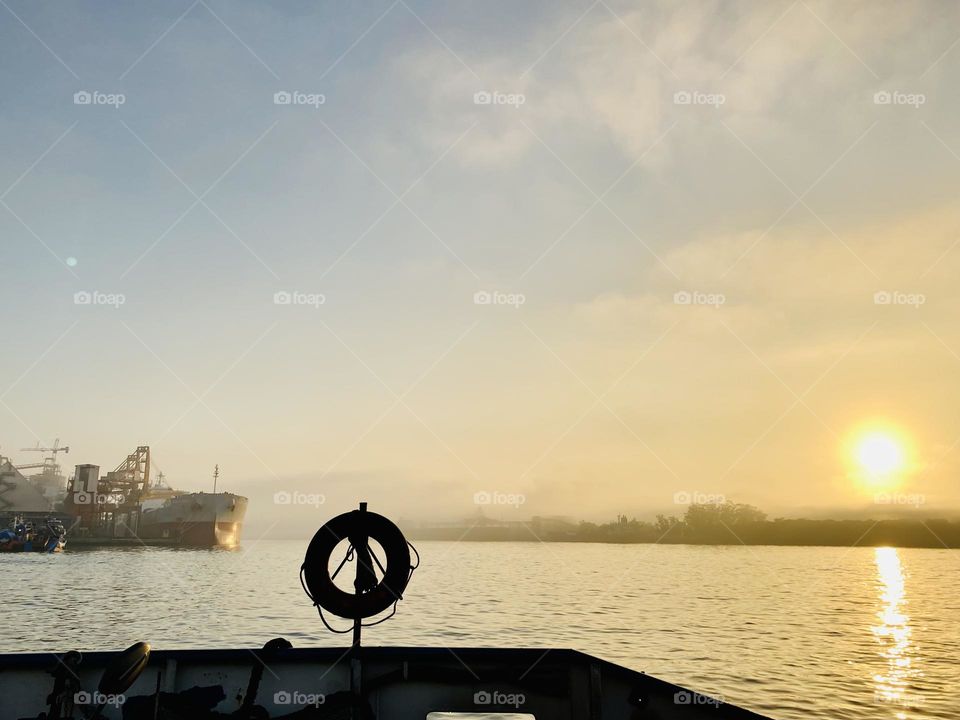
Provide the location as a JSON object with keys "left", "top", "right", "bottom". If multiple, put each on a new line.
{"left": 66, "top": 445, "right": 152, "bottom": 539}
{"left": 1, "top": 443, "right": 248, "bottom": 547}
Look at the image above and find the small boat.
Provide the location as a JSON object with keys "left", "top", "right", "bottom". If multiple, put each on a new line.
{"left": 0, "top": 504, "right": 771, "bottom": 718}
{"left": 0, "top": 514, "right": 66, "bottom": 553}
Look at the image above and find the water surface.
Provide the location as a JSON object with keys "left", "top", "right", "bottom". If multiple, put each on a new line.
{"left": 2, "top": 541, "right": 957, "bottom": 719}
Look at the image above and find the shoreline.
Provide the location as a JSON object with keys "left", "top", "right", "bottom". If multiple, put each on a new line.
{"left": 404, "top": 516, "right": 960, "bottom": 549}
{"left": 405, "top": 536, "right": 960, "bottom": 549}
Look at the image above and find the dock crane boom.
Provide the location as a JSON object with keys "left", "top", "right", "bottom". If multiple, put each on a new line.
{"left": 20, "top": 439, "right": 70, "bottom": 457}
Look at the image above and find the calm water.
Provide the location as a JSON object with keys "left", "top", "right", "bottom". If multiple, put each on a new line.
{"left": 2, "top": 541, "right": 958, "bottom": 720}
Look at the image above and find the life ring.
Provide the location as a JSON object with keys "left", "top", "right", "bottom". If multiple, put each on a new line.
{"left": 302, "top": 508, "right": 411, "bottom": 620}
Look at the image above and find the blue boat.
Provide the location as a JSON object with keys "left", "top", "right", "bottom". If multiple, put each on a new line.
{"left": 0, "top": 515, "right": 66, "bottom": 553}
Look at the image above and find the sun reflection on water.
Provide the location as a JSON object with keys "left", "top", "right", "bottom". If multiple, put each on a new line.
{"left": 872, "top": 547, "right": 920, "bottom": 719}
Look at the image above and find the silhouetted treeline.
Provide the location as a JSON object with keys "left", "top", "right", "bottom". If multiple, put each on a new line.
{"left": 572, "top": 503, "right": 960, "bottom": 548}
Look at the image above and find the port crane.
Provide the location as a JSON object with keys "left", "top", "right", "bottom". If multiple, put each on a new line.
{"left": 21, "top": 439, "right": 70, "bottom": 455}
{"left": 15, "top": 439, "right": 69, "bottom": 472}
{"left": 66, "top": 446, "right": 152, "bottom": 538}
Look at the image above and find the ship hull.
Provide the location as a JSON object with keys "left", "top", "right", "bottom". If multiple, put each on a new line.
{"left": 139, "top": 519, "right": 242, "bottom": 546}
{"left": 139, "top": 493, "right": 247, "bottom": 547}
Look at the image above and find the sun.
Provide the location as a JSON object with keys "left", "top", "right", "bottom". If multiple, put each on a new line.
{"left": 850, "top": 429, "right": 907, "bottom": 489}
{"left": 856, "top": 433, "right": 905, "bottom": 476}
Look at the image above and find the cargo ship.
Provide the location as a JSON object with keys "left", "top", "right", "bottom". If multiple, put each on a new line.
{"left": 138, "top": 468, "right": 248, "bottom": 546}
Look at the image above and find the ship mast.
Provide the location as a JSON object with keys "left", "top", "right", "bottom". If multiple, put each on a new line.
{"left": 213, "top": 464, "right": 219, "bottom": 494}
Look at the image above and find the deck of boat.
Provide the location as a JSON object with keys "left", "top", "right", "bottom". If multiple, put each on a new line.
{"left": 0, "top": 644, "right": 771, "bottom": 719}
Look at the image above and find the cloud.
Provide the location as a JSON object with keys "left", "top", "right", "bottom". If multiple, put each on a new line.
{"left": 576, "top": 200, "right": 960, "bottom": 338}
{"left": 390, "top": 1, "right": 939, "bottom": 169}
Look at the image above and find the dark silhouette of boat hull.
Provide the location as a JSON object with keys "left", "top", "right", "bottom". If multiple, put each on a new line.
{"left": 0, "top": 645, "right": 772, "bottom": 718}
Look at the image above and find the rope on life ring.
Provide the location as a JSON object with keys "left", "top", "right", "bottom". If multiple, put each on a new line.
{"left": 301, "top": 507, "right": 414, "bottom": 621}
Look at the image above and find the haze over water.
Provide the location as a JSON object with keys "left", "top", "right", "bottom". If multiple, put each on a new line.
{"left": 3, "top": 541, "right": 958, "bottom": 720}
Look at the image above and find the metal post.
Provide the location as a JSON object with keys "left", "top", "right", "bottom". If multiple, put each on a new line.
{"left": 350, "top": 502, "right": 367, "bottom": 719}
{"left": 352, "top": 501, "right": 367, "bottom": 648}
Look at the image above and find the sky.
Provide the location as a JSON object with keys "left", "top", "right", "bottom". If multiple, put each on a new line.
{"left": 2, "top": 1, "right": 960, "bottom": 537}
